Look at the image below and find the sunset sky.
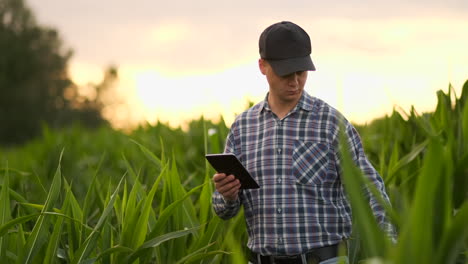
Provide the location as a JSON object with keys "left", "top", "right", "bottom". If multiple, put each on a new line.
{"left": 27, "top": 0, "right": 468, "bottom": 129}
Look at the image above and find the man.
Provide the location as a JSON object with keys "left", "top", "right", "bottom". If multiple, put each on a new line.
{"left": 212, "top": 21, "right": 394, "bottom": 264}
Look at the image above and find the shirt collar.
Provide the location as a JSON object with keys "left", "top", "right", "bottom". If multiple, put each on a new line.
{"left": 257, "top": 91, "right": 314, "bottom": 115}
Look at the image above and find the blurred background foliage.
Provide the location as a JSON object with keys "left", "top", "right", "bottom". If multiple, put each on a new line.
{"left": 0, "top": 0, "right": 115, "bottom": 146}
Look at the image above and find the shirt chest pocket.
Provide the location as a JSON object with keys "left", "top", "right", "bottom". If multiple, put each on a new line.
{"left": 292, "top": 141, "right": 335, "bottom": 185}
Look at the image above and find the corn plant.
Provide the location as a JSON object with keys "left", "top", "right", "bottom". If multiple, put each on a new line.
{"left": 346, "top": 80, "right": 468, "bottom": 263}
{"left": 0, "top": 80, "right": 467, "bottom": 263}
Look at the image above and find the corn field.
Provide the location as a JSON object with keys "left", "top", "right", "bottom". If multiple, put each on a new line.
{"left": 1, "top": 80, "right": 467, "bottom": 264}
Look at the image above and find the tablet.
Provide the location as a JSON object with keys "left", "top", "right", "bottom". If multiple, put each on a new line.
{"left": 205, "top": 153, "right": 260, "bottom": 189}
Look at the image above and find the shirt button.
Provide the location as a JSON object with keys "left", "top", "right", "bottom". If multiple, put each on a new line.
{"left": 277, "top": 177, "right": 282, "bottom": 184}
{"left": 277, "top": 208, "right": 282, "bottom": 214}
{"left": 278, "top": 237, "right": 283, "bottom": 244}
{"left": 277, "top": 148, "right": 282, "bottom": 154}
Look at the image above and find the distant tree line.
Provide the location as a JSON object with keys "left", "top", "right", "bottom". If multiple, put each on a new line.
{"left": 0, "top": 0, "right": 114, "bottom": 146}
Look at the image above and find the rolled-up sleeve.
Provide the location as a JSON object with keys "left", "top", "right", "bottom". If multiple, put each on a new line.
{"left": 212, "top": 191, "right": 241, "bottom": 219}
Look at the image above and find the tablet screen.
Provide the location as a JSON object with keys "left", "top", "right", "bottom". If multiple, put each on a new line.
{"left": 205, "top": 153, "right": 260, "bottom": 189}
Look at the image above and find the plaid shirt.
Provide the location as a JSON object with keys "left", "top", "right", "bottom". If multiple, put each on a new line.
{"left": 212, "top": 91, "right": 394, "bottom": 256}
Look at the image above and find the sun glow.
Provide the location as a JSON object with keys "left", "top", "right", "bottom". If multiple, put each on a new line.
{"left": 131, "top": 63, "right": 267, "bottom": 128}
{"left": 149, "top": 23, "right": 190, "bottom": 45}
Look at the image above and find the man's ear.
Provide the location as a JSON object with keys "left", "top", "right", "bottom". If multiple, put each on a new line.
{"left": 258, "top": 59, "right": 267, "bottom": 75}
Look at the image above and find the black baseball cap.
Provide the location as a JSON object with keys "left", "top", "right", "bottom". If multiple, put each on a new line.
{"left": 259, "top": 21, "right": 316, "bottom": 76}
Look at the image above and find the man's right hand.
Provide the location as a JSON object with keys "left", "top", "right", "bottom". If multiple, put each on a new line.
{"left": 213, "top": 173, "right": 241, "bottom": 201}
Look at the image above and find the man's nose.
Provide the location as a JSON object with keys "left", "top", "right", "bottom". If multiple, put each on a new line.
{"left": 288, "top": 72, "right": 299, "bottom": 86}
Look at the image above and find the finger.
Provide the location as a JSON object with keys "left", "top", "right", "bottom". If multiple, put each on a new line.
{"left": 215, "top": 176, "right": 238, "bottom": 190}
{"left": 217, "top": 179, "right": 241, "bottom": 194}
{"left": 223, "top": 181, "right": 242, "bottom": 200}
{"left": 215, "top": 174, "right": 237, "bottom": 186}
{"left": 224, "top": 185, "right": 240, "bottom": 198}
{"left": 212, "top": 173, "right": 226, "bottom": 182}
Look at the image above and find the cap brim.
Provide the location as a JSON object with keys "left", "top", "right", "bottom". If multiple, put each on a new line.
{"left": 267, "top": 55, "right": 315, "bottom": 77}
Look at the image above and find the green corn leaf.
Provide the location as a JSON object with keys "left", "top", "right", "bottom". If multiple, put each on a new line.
{"left": 20, "top": 203, "right": 62, "bottom": 213}
{"left": 131, "top": 164, "right": 166, "bottom": 247}
{"left": 125, "top": 225, "right": 201, "bottom": 263}
{"left": 161, "top": 155, "right": 194, "bottom": 260}
{"left": 149, "top": 182, "right": 206, "bottom": 238}
{"left": 176, "top": 243, "right": 229, "bottom": 264}
{"left": 44, "top": 187, "right": 72, "bottom": 264}
{"left": 223, "top": 233, "right": 245, "bottom": 263}
{"left": 131, "top": 139, "right": 162, "bottom": 169}
{"left": 378, "top": 147, "right": 387, "bottom": 180}
{"left": 31, "top": 169, "right": 48, "bottom": 196}
{"left": 462, "top": 95, "right": 468, "bottom": 151}
{"left": 4, "top": 187, "right": 28, "bottom": 204}
{"left": 178, "top": 243, "right": 217, "bottom": 264}
{"left": 169, "top": 155, "right": 199, "bottom": 233}
{"left": 395, "top": 138, "right": 446, "bottom": 264}
{"left": 17, "top": 150, "right": 63, "bottom": 264}
{"left": 158, "top": 136, "right": 166, "bottom": 166}
{"left": 435, "top": 201, "right": 468, "bottom": 263}
{"left": 385, "top": 143, "right": 399, "bottom": 185}
{"left": 356, "top": 165, "right": 400, "bottom": 231}
{"left": 0, "top": 214, "right": 40, "bottom": 238}
{"left": 408, "top": 105, "right": 438, "bottom": 138}
{"left": 339, "top": 132, "right": 388, "bottom": 259}
{"left": 199, "top": 121, "right": 215, "bottom": 235}
{"left": 189, "top": 214, "right": 222, "bottom": 252}
{"left": 0, "top": 168, "right": 30, "bottom": 176}
{"left": 15, "top": 208, "right": 26, "bottom": 258}
{"left": 122, "top": 154, "right": 139, "bottom": 190}
{"left": 94, "top": 245, "right": 133, "bottom": 262}
{"left": 195, "top": 174, "right": 214, "bottom": 238}
{"left": 385, "top": 139, "right": 428, "bottom": 186}
{"left": 159, "top": 161, "right": 169, "bottom": 216}
{"left": 219, "top": 211, "right": 248, "bottom": 263}
{"left": 63, "top": 179, "right": 84, "bottom": 247}
{"left": 38, "top": 212, "right": 92, "bottom": 231}
{"left": 71, "top": 174, "right": 125, "bottom": 264}
{"left": 113, "top": 180, "right": 127, "bottom": 227}
{"left": 453, "top": 153, "right": 468, "bottom": 209}
{"left": 81, "top": 154, "right": 104, "bottom": 241}
{"left": 77, "top": 258, "right": 97, "bottom": 264}
{"left": 3, "top": 211, "right": 91, "bottom": 240}
{"left": 0, "top": 163, "right": 11, "bottom": 260}
{"left": 458, "top": 79, "right": 468, "bottom": 110}
{"left": 120, "top": 175, "right": 142, "bottom": 247}
{"left": 100, "top": 222, "right": 112, "bottom": 264}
